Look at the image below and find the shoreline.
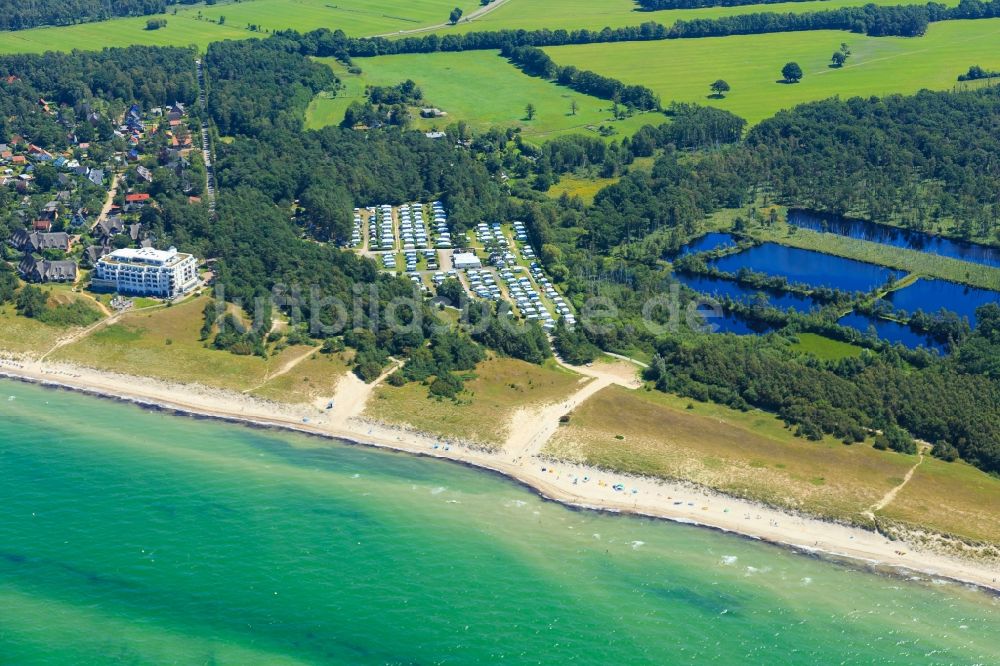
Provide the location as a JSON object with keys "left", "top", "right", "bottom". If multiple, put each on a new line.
{"left": 1, "top": 357, "right": 998, "bottom": 597}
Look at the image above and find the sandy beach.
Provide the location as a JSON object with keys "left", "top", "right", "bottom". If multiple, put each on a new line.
{"left": 1, "top": 354, "right": 997, "bottom": 595}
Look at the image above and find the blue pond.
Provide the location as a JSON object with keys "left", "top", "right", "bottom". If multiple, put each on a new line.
{"left": 711, "top": 244, "right": 897, "bottom": 293}
{"left": 838, "top": 312, "right": 946, "bottom": 353}
{"left": 673, "top": 273, "right": 814, "bottom": 335}
{"left": 670, "top": 232, "right": 737, "bottom": 257}
{"left": 673, "top": 273, "right": 820, "bottom": 314}
{"left": 883, "top": 279, "right": 998, "bottom": 329}
{"left": 693, "top": 308, "right": 776, "bottom": 335}
{"left": 788, "top": 209, "right": 1000, "bottom": 269}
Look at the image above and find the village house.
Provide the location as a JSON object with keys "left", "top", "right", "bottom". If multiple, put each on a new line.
{"left": 95, "top": 215, "right": 126, "bottom": 240}
{"left": 18, "top": 256, "right": 77, "bottom": 284}
{"left": 11, "top": 229, "right": 73, "bottom": 253}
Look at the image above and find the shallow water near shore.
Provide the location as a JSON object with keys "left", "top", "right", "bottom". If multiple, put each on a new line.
{"left": 1, "top": 379, "right": 998, "bottom": 664}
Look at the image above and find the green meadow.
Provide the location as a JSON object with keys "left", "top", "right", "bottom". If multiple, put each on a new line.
{"left": 309, "top": 52, "right": 660, "bottom": 139}
{"left": 544, "top": 19, "right": 1000, "bottom": 125}
{"left": 184, "top": 0, "right": 482, "bottom": 36}
{"left": 0, "top": 13, "right": 251, "bottom": 54}
{"left": 440, "top": 0, "right": 955, "bottom": 34}
{"left": 0, "top": 0, "right": 961, "bottom": 56}
{"left": 0, "top": 0, "right": 480, "bottom": 54}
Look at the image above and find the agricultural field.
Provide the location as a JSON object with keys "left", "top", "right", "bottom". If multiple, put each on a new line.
{"left": 544, "top": 384, "right": 1000, "bottom": 544}
{"left": 545, "top": 19, "right": 1000, "bottom": 125}
{"left": 184, "top": 0, "right": 482, "bottom": 37}
{"left": 438, "top": 0, "right": 954, "bottom": 35}
{"left": 0, "top": 0, "right": 480, "bottom": 54}
{"left": 0, "top": 13, "right": 251, "bottom": 54}
{"left": 310, "top": 52, "right": 659, "bottom": 138}
{"left": 364, "top": 356, "right": 585, "bottom": 447}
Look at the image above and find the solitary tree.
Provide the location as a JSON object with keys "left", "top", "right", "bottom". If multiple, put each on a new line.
{"left": 709, "top": 79, "right": 731, "bottom": 98}
{"left": 525, "top": 103, "right": 536, "bottom": 120}
{"left": 781, "top": 62, "right": 803, "bottom": 83}
{"left": 831, "top": 43, "right": 850, "bottom": 68}
{"left": 569, "top": 99, "right": 578, "bottom": 115}
{"left": 449, "top": 7, "right": 463, "bottom": 24}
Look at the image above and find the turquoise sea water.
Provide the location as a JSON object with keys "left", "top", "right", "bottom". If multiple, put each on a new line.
{"left": 0, "top": 379, "right": 997, "bottom": 664}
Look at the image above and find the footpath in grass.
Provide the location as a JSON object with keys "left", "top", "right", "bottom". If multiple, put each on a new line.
{"left": 310, "top": 51, "right": 659, "bottom": 139}
{"left": 879, "top": 457, "right": 1000, "bottom": 546}
{"left": 544, "top": 19, "right": 1000, "bottom": 125}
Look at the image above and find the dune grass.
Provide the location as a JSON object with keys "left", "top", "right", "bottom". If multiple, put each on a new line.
{"left": 546, "top": 385, "right": 1000, "bottom": 544}
{"left": 310, "top": 51, "right": 661, "bottom": 139}
{"left": 879, "top": 457, "right": 1000, "bottom": 545}
{"left": 250, "top": 350, "right": 352, "bottom": 405}
{"left": 546, "top": 385, "right": 917, "bottom": 524}
{"left": 0, "top": 287, "right": 108, "bottom": 357}
{"left": 51, "top": 296, "right": 310, "bottom": 392}
{"left": 545, "top": 19, "right": 1000, "bottom": 126}
{"left": 364, "top": 356, "right": 585, "bottom": 447}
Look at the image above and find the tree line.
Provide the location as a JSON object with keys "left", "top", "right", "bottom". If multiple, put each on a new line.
{"left": 503, "top": 46, "right": 660, "bottom": 111}
{"left": 637, "top": 0, "right": 815, "bottom": 8}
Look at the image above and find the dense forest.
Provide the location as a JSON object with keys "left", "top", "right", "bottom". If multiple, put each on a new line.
{"left": 205, "top": 37, "right": 340, "bottom": 137}
{"left": 747, "top": 89, "right": 1000, "bottom": 237}
{"left": 0, "top": 46, "right": 197, "bottom": 149}
{"left": 0, "top": 0, "right": 189, "bottom": 31}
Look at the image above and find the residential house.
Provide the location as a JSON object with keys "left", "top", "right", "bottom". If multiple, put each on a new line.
{"left": 136, "top": 165, "right": 153, "bottom": 183}
{"left": 96, "top": 215, "right": 125, "bottom": 240}
{"left": 84, "top": 244, "right": 111, "bottom": 267}
{"left": 11, "top": 229, "right": 72, "bottom": 253}
{"left": 18, "top": 256, "right": 77, "bottom": 283}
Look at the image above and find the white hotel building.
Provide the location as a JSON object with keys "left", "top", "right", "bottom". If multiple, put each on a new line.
{"left": 92, "top": 247, "right": 199, "bottom": 298}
